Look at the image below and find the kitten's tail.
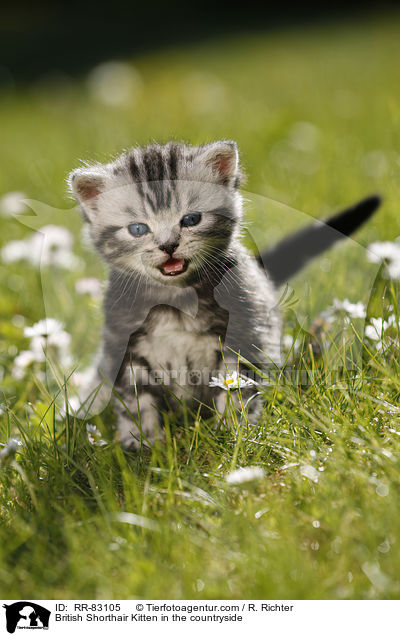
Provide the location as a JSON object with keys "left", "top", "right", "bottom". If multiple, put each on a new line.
{"left": 258, "top": 195, "right": 381, "bottom": 285}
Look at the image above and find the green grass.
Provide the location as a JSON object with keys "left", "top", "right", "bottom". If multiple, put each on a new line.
{"left": 1, "top": 13, "right": 400, "bottom": 599}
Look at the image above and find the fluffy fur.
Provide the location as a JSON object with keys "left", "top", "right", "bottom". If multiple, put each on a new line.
{"left": 69, "top": 141, "right": 380, "bottom": 448}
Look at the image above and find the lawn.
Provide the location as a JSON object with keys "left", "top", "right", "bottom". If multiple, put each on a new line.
{"left": 1, "top": 13, "right": 400, "bottom": 599}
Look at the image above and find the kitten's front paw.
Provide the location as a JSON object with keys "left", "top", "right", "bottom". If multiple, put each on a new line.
{"left": 116, "top": 394, "right": 163, "bottom": 450}
{"left": 213, "top": 385, "right": 262, "bottom": 427}
{"left": 117, "top": 418, "right": 164, "bottom": 450}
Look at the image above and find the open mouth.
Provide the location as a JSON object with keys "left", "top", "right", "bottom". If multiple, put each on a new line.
{"left": 159, "top": 258, "right": 188, "bottom": 277}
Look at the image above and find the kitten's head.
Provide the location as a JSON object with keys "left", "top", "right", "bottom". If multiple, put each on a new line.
{"left": 68, "top": 141, "right": 242, "bottom": 286}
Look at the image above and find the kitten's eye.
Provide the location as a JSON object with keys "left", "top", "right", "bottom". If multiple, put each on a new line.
{"left": 128, "top": 223, "right": 150, "bottom": 237}
{"left": 181, "top": 213, "right": 202, "bottom": 227}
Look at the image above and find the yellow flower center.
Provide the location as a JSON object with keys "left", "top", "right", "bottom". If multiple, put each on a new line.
{"left": 224, "top": 377, "right": 234, "bottom": 387}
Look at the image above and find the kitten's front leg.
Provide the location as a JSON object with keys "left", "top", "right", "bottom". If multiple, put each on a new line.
{"left": 114, "top": 359, "right": 163, "bottom": 449}
{"left": 114, "top": 390, "right": 162, "bottom": 450}
{"left": 214, "top": 386, "right": 261, "bottom": 421}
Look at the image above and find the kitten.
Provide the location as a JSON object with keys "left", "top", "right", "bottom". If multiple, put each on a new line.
{"left": 68, "top": 141, "right": 380, "bottom": 448}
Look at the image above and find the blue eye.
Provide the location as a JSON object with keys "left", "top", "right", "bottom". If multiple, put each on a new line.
{"left": 128, "top": 223, "right": 150, "bottom": 237}
{"left": 181, "top": 213, "right": 201, "bottom": 227}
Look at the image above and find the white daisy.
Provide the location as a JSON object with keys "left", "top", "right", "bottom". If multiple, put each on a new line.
{"left": 86, "top": 423, "right": 107, "bottom": 446}
{"left": 387, "top": 314, "right": 399, "bottom": 329}
{"left": 367, "top": 241, "right": 400, "bottom": 263}
{"left": 75, "top": 277, "right": 102, "bottom": 300}
{"left": 0, "top": 191, "right": 28, "bottom": 216}
{"left": 1, "top": 240, "right": 29, "bottom": 263}
{"left": 321, "top": 298, "right": 366, "bottom": 322}
{"left": 332, "top": 298, "right": 366, "bottom": 319}
{"left": 12, "top": 318, "right": 74, "bottom": 378}
{"left": 209, "top": 370, "right": 257, "bottom": 390}
{"left": 37, "top": 224, "right": 74, "bottom": 249}
{"left": 30, "top": 225, "right": 80, "bottom": 269}
{"left": 29, "top": 333, "right": 72, "bottom": 367}
{"left": 387, "top": 260, "right": 400, "bottom": 280}
{"left": 1, "top": 225, "right": 80, "bottom": 271}
{"left": 12, "top": 350, "right": 36, "bottom": 380}
{"left": 24, "top": 318, "right": 64, "bottom": 338}
{"left": 225, "top": 466, "right": 265, "bottom": 485}
{"left": 367, "top": 241, "right": 400, "bottom": 280}
{"left": 365, "top": 317, "right": 387, "bottom": 341}
{"left": 300, "top": 464, "right": 319, "bottom": 483}
{"left": 87, "top": 61, "right": 142, "bottom": 107}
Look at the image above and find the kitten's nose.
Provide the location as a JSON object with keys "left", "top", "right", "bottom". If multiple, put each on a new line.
{"left": 158, "top": 241, "right": 179, "bottom": 256}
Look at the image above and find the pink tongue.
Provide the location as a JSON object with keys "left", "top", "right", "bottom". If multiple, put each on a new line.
{"left": 161, "top": 258, "right": 185, "bottom": 275}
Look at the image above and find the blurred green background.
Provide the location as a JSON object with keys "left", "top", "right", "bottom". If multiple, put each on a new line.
{"left": 1, "top": 7, "right": 400, "bottom": 601}
{"left": 1, "top": 11, "right": 400, "bottom": 334}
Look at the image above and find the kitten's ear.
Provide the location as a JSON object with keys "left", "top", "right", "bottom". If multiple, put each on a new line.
{"left": 68, "top": 167, "right": 105, "bottom": 217}
{"left": 200, "top": 141, "right": 240, "bottom": 185}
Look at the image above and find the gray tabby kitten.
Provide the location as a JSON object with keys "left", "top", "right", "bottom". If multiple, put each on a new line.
{"left": 69, "top": 141, "right": 380, "bottom": 448}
